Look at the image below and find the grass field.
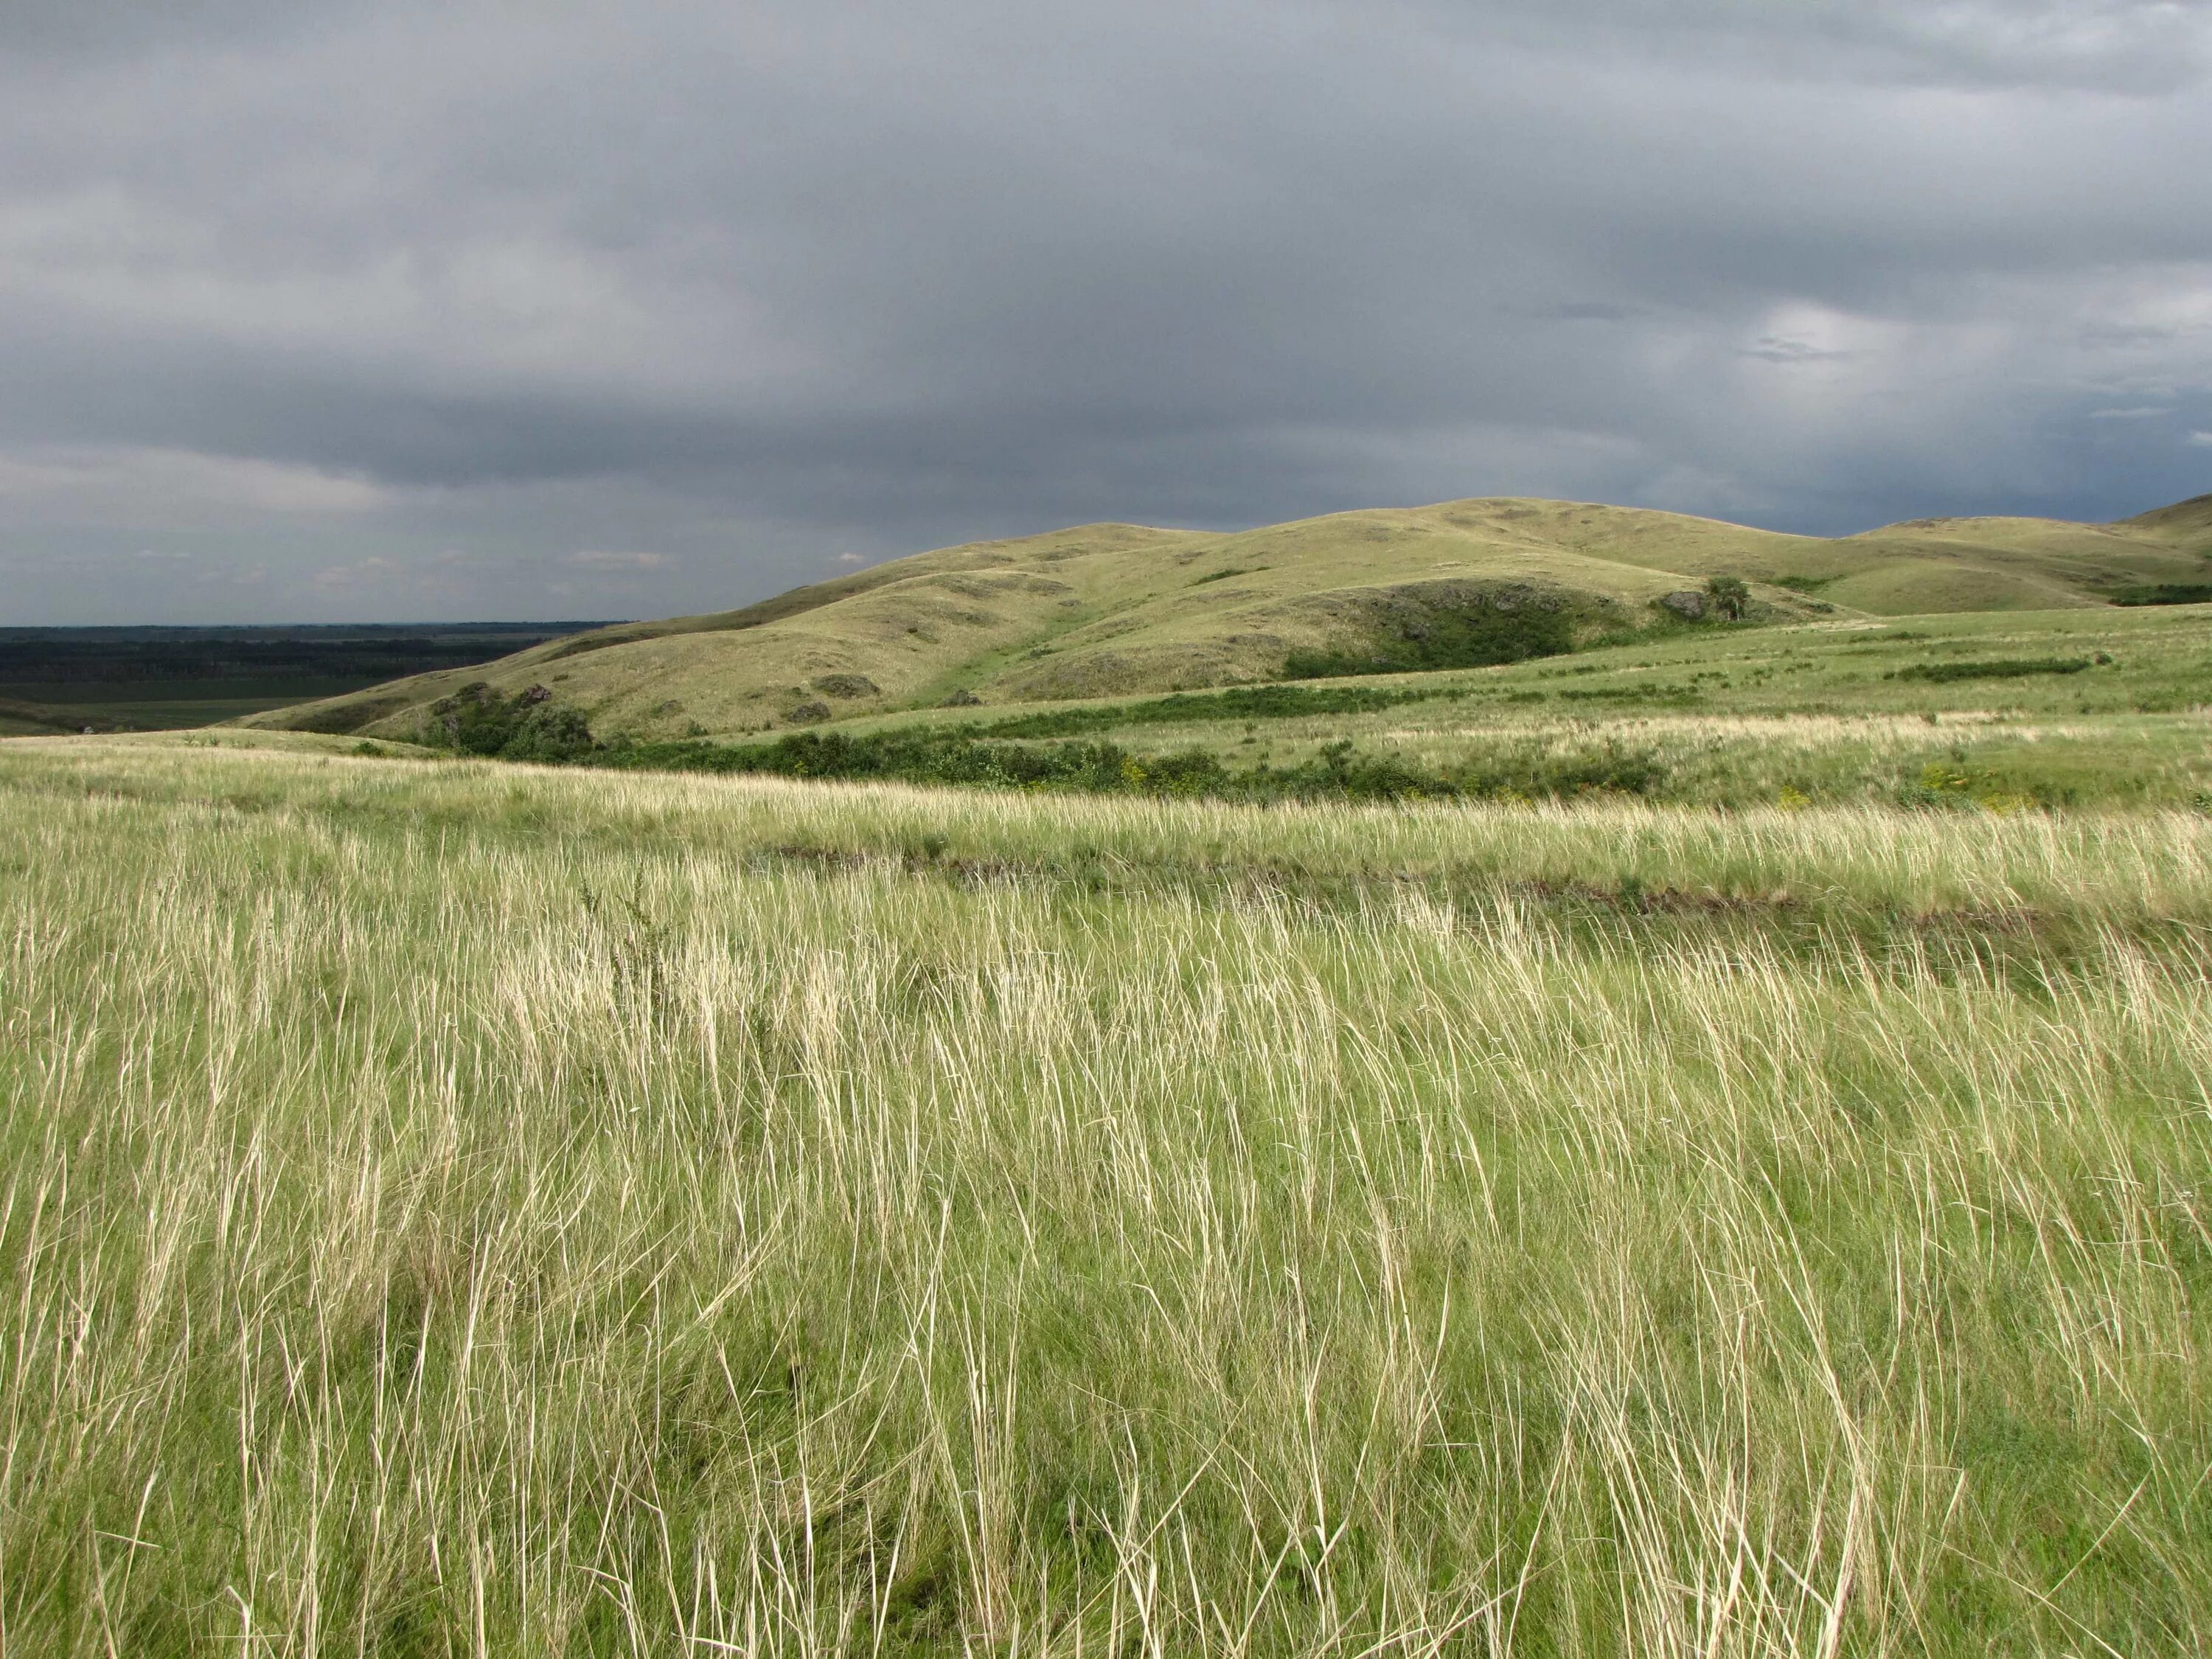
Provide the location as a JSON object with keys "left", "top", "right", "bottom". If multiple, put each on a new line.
{"left": 456, "top": 601, "right": 2212, "bottom": 813}
{"left": 3, "top": 737, "right": 2209, "bottom": 1655}
{"left": 884, "top": 602, "right": 2212, "bottom": 804}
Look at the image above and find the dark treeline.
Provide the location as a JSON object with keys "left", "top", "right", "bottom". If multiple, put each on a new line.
{"left": 0, "top": 623, "right": 610, "bottom": 685}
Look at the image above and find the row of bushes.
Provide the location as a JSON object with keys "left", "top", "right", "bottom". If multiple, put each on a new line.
{"left": 613, "top": 731, "right": 1427, "bottom": 801}
{"left": 1886, "top": 658, "right": 2093, "bottom": 684}
{"left": 413, "top": 681, "right": 1673, "bottom": 804}
{"left": 405, "top": 684, "right": 2101, "bottom": 814}
{"left": 620, "top": 730, "right": 1670, "bottom": 803}
{"left": 413, "top": 676, "right": 1683, "bottom": 804}
{"left": 601, "top": 728, "right": 1668, "bottom": 804}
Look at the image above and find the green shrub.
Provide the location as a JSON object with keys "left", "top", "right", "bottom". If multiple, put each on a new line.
{"left": 1705, "top": 574, "right": 1750, "bottom": 620}
{"left": 1281, "top": 600, "right": 1573, "bottom": 680}
{"left": 2110, "top": 584, "right": 2212, "bottom": 607}
{"left": 420, "top": 682, "right": 598, "bottom": 762}
{"left": 1888, "top": 658, "right": 2092, "bottom": 684}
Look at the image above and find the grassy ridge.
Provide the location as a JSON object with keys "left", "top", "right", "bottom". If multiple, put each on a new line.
{"left": 1, "top": 742, "right": 2209, "bottom": 1656}
{"left": 243, "top": 493, "right": 2212, "bottom": 743}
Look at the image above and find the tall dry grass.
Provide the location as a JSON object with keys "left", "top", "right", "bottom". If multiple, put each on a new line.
{"left": 1, "top": 742, "right": 2208, "bottom": 1655}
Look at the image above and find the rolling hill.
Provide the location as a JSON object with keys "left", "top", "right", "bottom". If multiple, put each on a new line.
{"left": 244, "top": 493, "right": 2212, "bottom": 742}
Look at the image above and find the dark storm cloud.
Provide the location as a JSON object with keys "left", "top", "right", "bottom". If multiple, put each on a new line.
{"left": 1, "top": 0, "right": 2208, "bottom": 621}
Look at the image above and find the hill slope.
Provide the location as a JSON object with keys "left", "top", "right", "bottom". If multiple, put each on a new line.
{"left": 246, "top": 494, "right": 2212, "bottom": 741}
{"left": 0, "top": 695, "right": 161, "bottom": 737}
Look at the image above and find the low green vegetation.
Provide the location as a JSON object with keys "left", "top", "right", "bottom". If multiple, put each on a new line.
{"left": 1280, "top": 594, "right": 1576, "bottom": 679}
{"left": 1703, "top": 572, "right": 1750, "bottom": 619}
{"left": 613, "top": 728, "right": 1410, "bottom": 800}
{"left": 974, "top": 678, "right": 1466, "bottom": 736}
{"left": 1, "top": 740, "right": 2209, "bottom": 1655}
{"left": 397, "top": 602, "right": 2212, "bottom": 811}
{"left": 602, "top": 728, "right": 1662, "bottom": 804}
{"left": 423, "top": 679, "right": 599, "bottom": 762}
{"left": 1887, "top": 655, "right": 2093, "bottom": 683}
{"left": 2112, "top": 582, "right": 2212, "bottom": 606}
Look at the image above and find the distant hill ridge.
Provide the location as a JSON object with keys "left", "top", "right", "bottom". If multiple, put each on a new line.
{"left": 247, "top": 493, "right": 2212, "bottom": 742}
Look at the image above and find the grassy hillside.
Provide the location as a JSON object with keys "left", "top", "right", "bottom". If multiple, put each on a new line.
{"left": 291, "top": 595, "right": 2208, "bottom": 813}
{"left": 2122, "top": 490, "right": 2212, "bottom": 542}
{"left": 3, "top": 740, "right": 2208, "bottom": 1655}
{"left": 246, "top": 493, "right": 2212, "bottom": 744}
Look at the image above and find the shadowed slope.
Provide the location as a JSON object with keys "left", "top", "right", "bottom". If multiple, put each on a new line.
{"left": 2123, "top": 492, "right": 2212, "bottom": 546}
{"left": 0, "top": 697, "right": 113, "bottom": 737}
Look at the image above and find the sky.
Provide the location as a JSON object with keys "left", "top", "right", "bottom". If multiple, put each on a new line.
{"left": 2, "top": 0, "right": 2209, "bottom": 623}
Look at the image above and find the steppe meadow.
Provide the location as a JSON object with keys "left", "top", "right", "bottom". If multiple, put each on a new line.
{"left": 3, "top": 737, "right": 2207, "bottom": 1655}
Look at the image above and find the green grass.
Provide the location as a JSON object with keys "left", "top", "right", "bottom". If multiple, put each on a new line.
{"left": 387, "top": 602, "right": 2212, "bottom": 813}
{"left": 1, "top": 738, "right": 2210, "bottom": 1655}
{"left": 974, "top": 680, "right": 1473, "bottom": 737}
{"left": 927, "top": 603, "right": 2212, "bottom": 807}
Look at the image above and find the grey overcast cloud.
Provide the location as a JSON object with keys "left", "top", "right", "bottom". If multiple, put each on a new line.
{"left": 2, "top": 0, "right": 2209, "bottom": 622}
